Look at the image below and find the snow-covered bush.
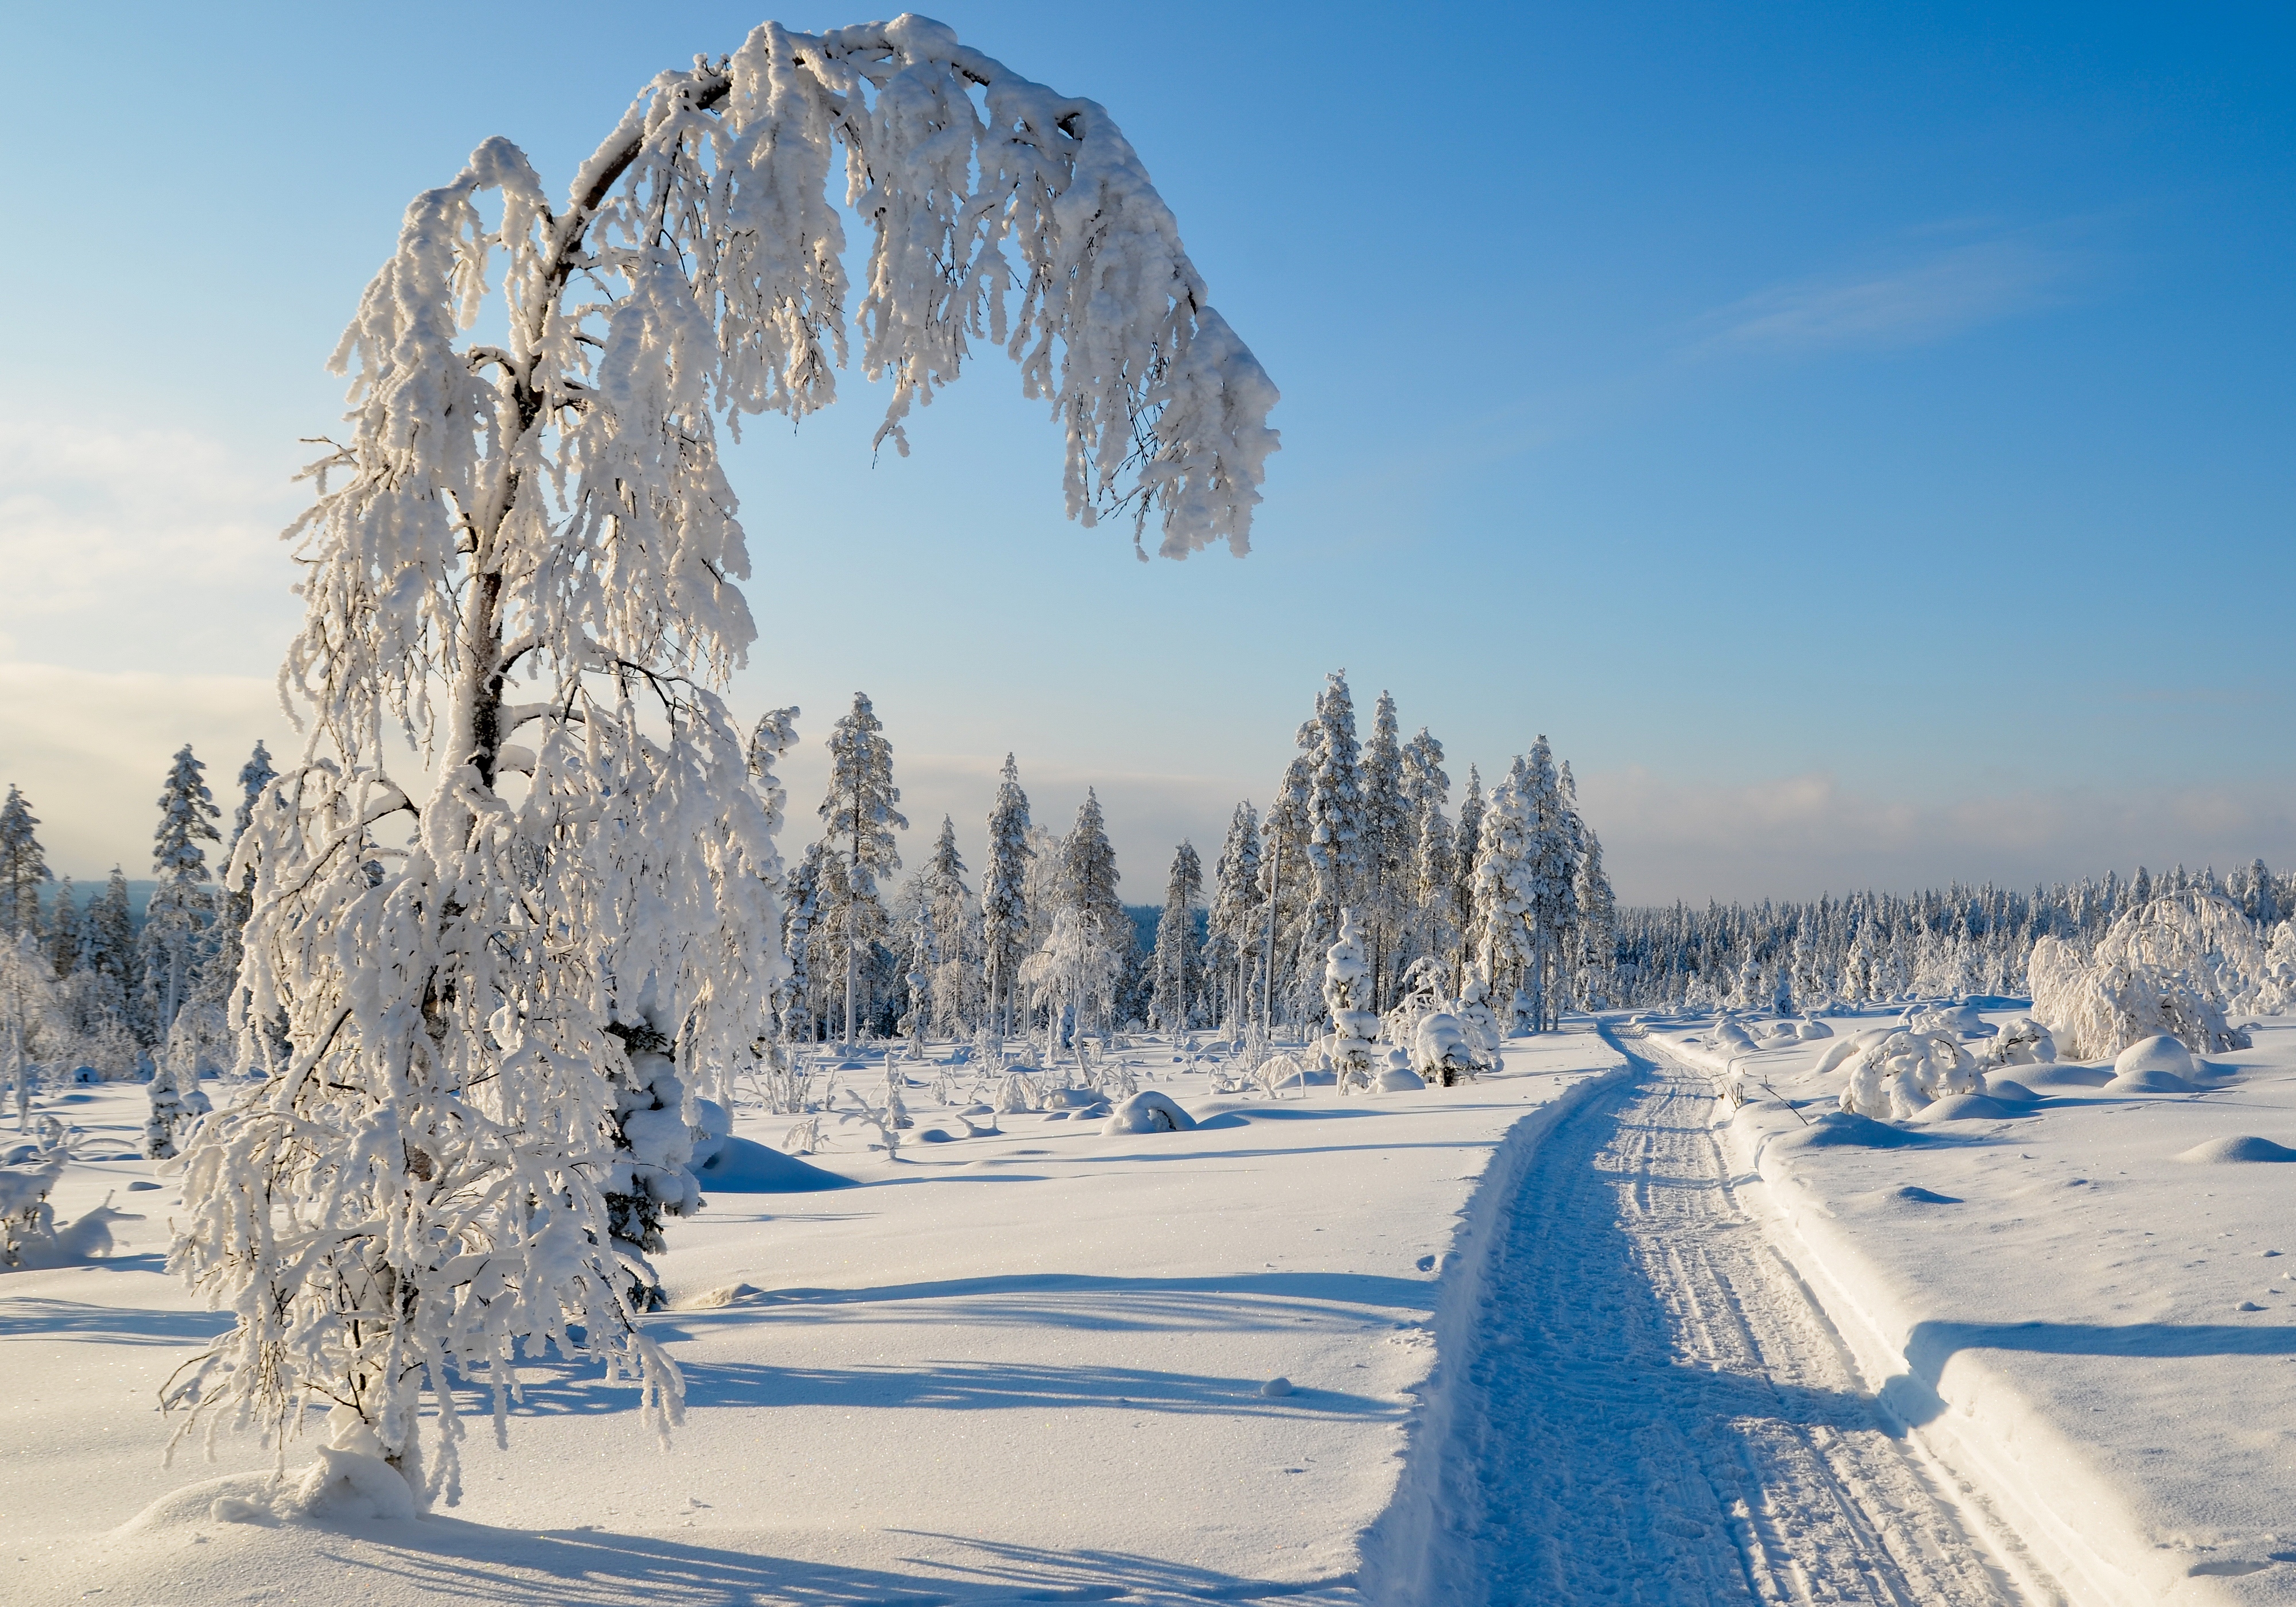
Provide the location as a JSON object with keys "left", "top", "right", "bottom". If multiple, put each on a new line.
{"left": 1986, "top": 1015, "right": 2057, "bottom": 1067}
{"left": 1102, "top": 1089, "right": 1197, "bottom": 1135}
{"left": 1838, "top": 1030, "right": 1980, "bottom": 1120}
{"left": 1413, "top": 1010, "right": 1479, "bottom": 1088}
{"left": 2258, "top": 921, "right": 2296, "bottom": 1014}
{"left": 0, "top": 1145, "right": 65, "bottom": 1267}
{"left": 2029, "top": 892, "right": 2262, "bottom": 1058}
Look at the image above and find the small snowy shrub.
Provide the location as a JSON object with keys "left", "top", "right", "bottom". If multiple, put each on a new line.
{"left": 1412, "top": 1011, "right": 1479, "bottom": 1088}
{"left": 1102, "top": 1089, "right": 1197, "bottom": 1134}
{"left": 603, "top": 1037, "right": 703, "bottom": 1313}
{"left": 0, "top": 1147, "right": 65, "bottom": 1267}
{"left": 1455, "top": 973, "right": 1503, "bottom": 1062}
{"left": 1838, "top": 1030, "right": 1979, "bottom": 1120}
{"left": 1986, "top": 1016, "right": 2057, "bottom": 1066}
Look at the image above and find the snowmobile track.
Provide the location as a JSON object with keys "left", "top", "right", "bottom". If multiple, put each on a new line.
{"left": 1416, "top": 1055, "right": 2033, "bottom": 1606}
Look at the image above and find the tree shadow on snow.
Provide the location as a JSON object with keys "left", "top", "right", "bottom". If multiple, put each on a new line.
{"left": 1899, "top": 1318, "right": 2296, "bottom": 1411}
{"left": 450, "top": 1353, "right": 1398, "bottom": 1424}
{"left": 304, "top": 1517, "right": 1359, "bottom": 1605}
{"left": 0, "top": 1295, "right": 234, "bottom": 1345}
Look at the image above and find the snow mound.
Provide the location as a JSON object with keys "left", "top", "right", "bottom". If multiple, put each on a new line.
{"left": 1893, "top": 1185, "right": 1963, "bottom": 1204}
{"left": 1908, "top": 1093, "right": 2023, "bottom": 1123}
{"left": 1259, "top": 1377, "right": 1293, "bottom": 1398}
{"left": 1378, "top": 1066, "right": 1428, "bottom": 1092}
{"left": 1778, "top": 1111, "right": 1933, "bottom": 1150}
{"left": 696, "top": 1136, "right": 859, "bottom": 1193}
{"left": 2106, "top": 1066, "right": 2196, "bottom": 1094}
{"left": 1813, "top": 1030, "right": 1888, "bottom": 1076}
{"left": 2114, "top": 1034, "right": 2198, "bottom": 1080}
{"left": 2175, "top": 1135, "right": 2296, "bottom": 1165}
{"left": 2015, "top": 1062, "right": 2114, "bottom": 1089}
{"left": 1986, "top": 1078, "right": 2041, "bottom": 1103}
{"left": 1102, "top": 1090, "right": 1199, "bottom": 1135}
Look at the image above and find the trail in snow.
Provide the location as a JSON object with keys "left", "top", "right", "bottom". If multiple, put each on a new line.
{"left": 1427, "top": 1054, "right": 2029, "bottom": 1605}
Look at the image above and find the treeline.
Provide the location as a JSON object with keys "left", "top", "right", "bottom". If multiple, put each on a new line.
{"left": 1, "top": 745, "right": 276, "bottom": 1080}
{"left": 1608, "top": 861, "right": 2296, "bottom": 1012}
{"left": 778, "top": 671, "right": 1616, "bottom": 1045}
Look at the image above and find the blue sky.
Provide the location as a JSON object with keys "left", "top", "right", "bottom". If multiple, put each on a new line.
{"left": 2, "top": 1, "right": 2289, "bottom": 901}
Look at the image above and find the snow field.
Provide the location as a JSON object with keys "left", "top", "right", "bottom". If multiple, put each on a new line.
{"left": 1, "top": 1030, "right": 1622, "bottom": 1605}
{"left": 1654, "top": 1009, "right": 2296, "bottom": 1604}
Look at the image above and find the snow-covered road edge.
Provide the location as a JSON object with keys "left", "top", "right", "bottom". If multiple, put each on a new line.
{"left": 1352, "top": 1044, "right": 1635, "bottom": 1606}
{"left": 1651, "top": 1030, "right": 2244, "bottom": 1607}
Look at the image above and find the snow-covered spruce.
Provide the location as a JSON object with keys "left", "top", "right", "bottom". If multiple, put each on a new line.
{"left": 166, "top": 14, "right": 1274, "bottom": 1516}
{"left": 1321, "top": 908, "right": 1381, "bottom": 1093}
{"left": 142, "top": 1061, "right": 211, "bottom": 1162}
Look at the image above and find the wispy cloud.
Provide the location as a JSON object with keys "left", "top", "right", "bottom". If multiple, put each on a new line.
{"left": 1580, "top": 766, "right": 2296, "bottom": 905}
{"left": 1690, "top": 234, "right": 2083, "bottom": 356}
{"left": 0, "top": 662, "right": 284, "bottom": 876}
{"left": 0, "top": 410, "right": 304, "bottom": 662}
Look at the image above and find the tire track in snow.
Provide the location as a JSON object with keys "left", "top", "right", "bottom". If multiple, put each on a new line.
{"left": 1422, "top": 1057, "right": 2027, "bottom": 1605}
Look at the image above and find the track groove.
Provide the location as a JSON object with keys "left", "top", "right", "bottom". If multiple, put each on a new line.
{"left": 1428, "top": 1061, "right": 2026, "bottom": 1605}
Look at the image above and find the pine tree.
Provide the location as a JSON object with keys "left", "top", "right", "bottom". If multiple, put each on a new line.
{"left": 1573, "top": 825, "right": 1616, "bottom": 1008}
{"left": 0, "top": 786, "right": 49, "bottom": 944}
{"left": 46, "top": 878, "right": 81, "bottom": 979}
{"left": 981, "top": 756, "right": 1034, "bottom": 1041}
{"left": 1518, "top": 740, "right": 1580, "bottom": 1031}
{"left": 141, "top": 745, "right": 222, "bottom": 1041}
{"left": 817, "top": 693, "right": 907, "bottom": 1046}
{"left": 1261, "top": 753, "right": 1315, "bottom": 1028}
{"left": 1358, "top": 692, "right": 1408, "bottom": 1010}
{"left": 1468, "top": 756, "right": 1534, "bottom": 1009}
{"left": 922, "top": 817, "right": 976, "bottom": 1037}
{"left": 1299, "top": 673, "right": 1364, "bottom": 960}
{"left": 1399, "top": 727, "right": 1450, "bottom": 982}
{"left": 1061, "top": 791, "right": 1128, "bottom": 1032}
{"left": 1204, "top": 802, "right": 1263, "bottom": 1031}
{"left": 1453, "top": 765, "right": 1486, "bottom": 991}
{"left": 1151, "top": 841, "right": 1203, "bottom": 1030}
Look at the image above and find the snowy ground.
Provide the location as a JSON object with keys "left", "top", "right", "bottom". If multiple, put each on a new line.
{"left": 1650, "top": 1008, "right": 2296, "bottom": 1605}
{"left": 1, "top": 1031, "right": 1624, "bottom": 1605}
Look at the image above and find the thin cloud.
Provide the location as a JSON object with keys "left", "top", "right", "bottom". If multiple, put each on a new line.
{"left": 1691, "top": 236, "right": 2079, "bottom": 356}
{"left": 1580, "top": 766, "right": 2296, "bottom": 905}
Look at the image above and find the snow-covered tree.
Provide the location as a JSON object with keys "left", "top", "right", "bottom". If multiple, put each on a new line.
{"left": 1298, "top": 673, "right": 1364, "bottom": 960}
{"left": 817, "top": 693, "right": 907, "bottom": 1045}
{"left": 1520, "top": 739, "right": 1580, "bottom": 1032}
{"left": 144, "top": 1059, "right": 211, "bottom": 1162}
{"left": 155, "top": 9, "right": 1278, "bottom": 1512}
{"left": 1021, "top": 908, "right": 1122, "bottom": 1072}
{"left": 980, "top": 756, "right": 1034, "bottom": 1041}
{"left": 1467, "top": 759, "right": 1533, "bottom": 1004}
{"left": 2030, "top": 891, "right": 2263, "bottom": 1058}
{"left": 1150, "top": 840, "right": 1203, "bottom": 1029}
{"left": 1573, "top": 825, "right": 1616, "bottom": 1009}
{"left": 139, "top": 744, "right": 222, "bottom": 1041}
{"left": 1060, "top": 791, "right": 1130, "bottom": 1024}
{"left": 1203, "top": 802, "right": 1262, "bottom": 1031}
{"left": 919, "top": 816, "right": 978, "bottom": 1038}
{"left": 1358, "top": 693, "right": 1407, "bottom": 1009}
{"left": 0, "top": 786, "right": 48, "bottom": 944}
{"left": 1453, "top": 765, "right": 1486, "bottom": 989}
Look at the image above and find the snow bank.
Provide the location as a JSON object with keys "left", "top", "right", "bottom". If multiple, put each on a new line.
{"left": 694, "top": 1136, "right": 858, "bottom": 1192}
{"left": 1661, "top": 1008, "right": 2296, "bottom": 1605}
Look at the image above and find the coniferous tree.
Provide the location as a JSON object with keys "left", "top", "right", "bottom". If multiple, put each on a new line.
{"left": 1358, "top": 692, "right": 1408, "bottom": 1010}
{"left": 817, "top": 693, "right": 907, "bottom": 1045}
{"left": 1399, "top": 727, "right": 1450, "bottom": 984}
{"left": 1573, "top": 825, "right": 1616, "bottom": 1008}
{"left": 141, "top": 745, "right": 222, "bottom": 1042}
{"left": 1151, "top": 841, "right": 1203, "bottom": 1030}
{"left": 921, "top": 817, "right": 977, "bottom": 1037}
{"left": 0, "top": 786, "right": 49, "bottom": 944}
{"left": 1060, "top": 791, "right": 1128, "bottom": 1032}
{"left": 980, "top": 756, "right": 1034, "bottom": 1041}
{"left": 46, "top": 878, "right": 80, "bottom": 979}
{"left": 1453, "top": 766, "right": 1486, "bottom": 991}
{"left": 1203, "top": 802, "right": 1263, "bottom": 1031}
{"left": 1298, "top": 672, "right": 1364, "bottom": 961}
{"left": 1468, "top": 757, "right": 1534, "bottom": 1008}
{"left": 1260, "top": 754, "right": 1314, "bottom": 1027}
